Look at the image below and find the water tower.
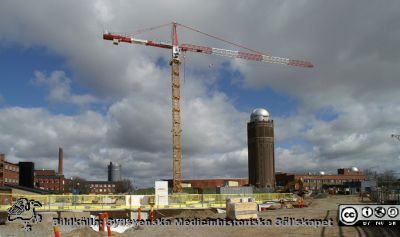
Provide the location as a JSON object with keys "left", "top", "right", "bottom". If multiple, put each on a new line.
{"left": 108, "top": 162, "right": 122, "bottom": 181}
{"left": 247, "top": 108, "right": 275, "bottom": 188}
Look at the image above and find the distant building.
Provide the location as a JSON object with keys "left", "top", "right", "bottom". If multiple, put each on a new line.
{"left": 361, "top": 180, "right": 377, "bottom": 193}
{"left": 34, "top": 169, "right": 65, "bottom": 193}
{"left": 0, "top": 154, "right": 19, "bottom": 186}
{"left": 18, "top": 162, "right": 35, "bottom": 188}
{"left": 0, "top": 148, "right": 66, "bottom": 193}
{"left": 276, "top": 167, "right": 367, "bottom": 192}
{"left": 247, "top": 108, "right": 275, "bottom": 188}
{"left": 87, "top": 181, "right": 119, "bottom": 194}
{"left": 108, "top": 162, "right": 122, "bottom": 181}
{"left": 34, "top": 148, "right": 65, "bottom": 193}
{"left": 337, "top": 167, "right": 363, "bottom": 176}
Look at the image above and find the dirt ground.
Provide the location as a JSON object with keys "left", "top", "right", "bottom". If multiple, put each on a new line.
{"left": 1, "top": 195, "right": 399, "bottom": 237}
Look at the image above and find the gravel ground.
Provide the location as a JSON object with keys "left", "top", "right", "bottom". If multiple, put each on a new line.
{"left": 0, "top": 195, "right": 399, "bottom": 237}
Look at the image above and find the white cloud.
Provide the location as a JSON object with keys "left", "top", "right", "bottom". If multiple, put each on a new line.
{"left": 0, "top": 1, "right": 399, "bottom": 186}
{"left": 94, "top": 0, "right": 114, "bottom": 22}
{"left": 33, "top": 70, "right": 99, "bottom": 107}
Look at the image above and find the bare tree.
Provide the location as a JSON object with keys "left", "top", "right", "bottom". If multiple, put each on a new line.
{"left": 364, "top": 169, "right": 398, "bottom": 190}
{"left": 376, "top": 170, "right": 397, "bottom": 189}
{"left": 64, "top": 177, "right": 90, "bottom": 194}
{"left": 115, "top": 179, "right": 134, "bottom": 194}
{"left": 363, "top": 168, "right": 378, "bottom": 180}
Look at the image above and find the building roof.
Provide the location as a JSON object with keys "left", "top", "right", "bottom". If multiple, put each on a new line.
{"left": 5, "top": 184, "right": 54, "bottom": 194}
{"left": 250, "top": 108, "right": 270, "bottom": 122}
{"left": 4, "top": 161, "right": 18, "bottom": 166}
{"left": 86, "top": 181, "right": 120, "bottom": 184}
{"left": 0, "top": 186, "right": 12, "bottom": 191}
{"left": 184, "top": 178, "right": 247, "bottom": 181}
{"left": 35, "top": 175, "right": 64, "bottom": 179}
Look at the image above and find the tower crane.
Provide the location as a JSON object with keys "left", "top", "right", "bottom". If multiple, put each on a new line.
{"left": 103, "top": 22, "right": 313, "bottom": 193}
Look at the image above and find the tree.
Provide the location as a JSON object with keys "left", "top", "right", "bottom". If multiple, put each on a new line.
{"left": 115, "top": 179, "right": 134, "bottom": 193}
{"left": 363, "top": 169, "right": 398, "bottom": 190}
{"left": 376, "top": 170, "right": 397, "bottom": 189}
{"left": 64, "top": 177, "right": 90, "bottom": 194}
{"left": 363, "top": 168, "right": 378, "bottom": 180}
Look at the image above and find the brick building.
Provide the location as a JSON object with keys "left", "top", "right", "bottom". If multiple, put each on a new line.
{"left": 0, "top": 154, "right": 19, "bottom": 186}
{"left": 247, "top": 108, "right": 275, "bottom": 189}
{"left": 1, "top": 148, "right": 66, "bottom": 193}
{"left": 34, "top": 169, "right": 65, "bottom": 193}
{"left": 276, "top": 167, "right": 367, "bottom": 192}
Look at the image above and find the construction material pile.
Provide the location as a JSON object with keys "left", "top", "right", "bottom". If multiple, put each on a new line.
{"left": 226, "top": 197, "right": 258, "bottom": 220}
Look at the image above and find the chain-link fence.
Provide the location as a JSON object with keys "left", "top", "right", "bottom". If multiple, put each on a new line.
{"left": 0, "top": 193, "right": 294, "bottom": 211}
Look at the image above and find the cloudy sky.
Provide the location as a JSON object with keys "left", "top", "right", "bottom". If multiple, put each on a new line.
{"left": 0, "top": 0, "right": 399, "bottom": 187}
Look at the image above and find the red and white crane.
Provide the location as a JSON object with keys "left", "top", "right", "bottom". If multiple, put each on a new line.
{"left": 103, "top": 22, "right": 313, "bottom": 193}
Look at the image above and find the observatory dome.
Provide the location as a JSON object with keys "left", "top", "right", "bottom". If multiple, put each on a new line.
{"left": 250, "top": 108, "right": 270, "bottom": 122}
{"left": 351, "top": 167, "right": 359, "bottom": 172}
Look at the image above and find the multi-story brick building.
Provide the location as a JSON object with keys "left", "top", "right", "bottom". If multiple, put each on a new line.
{"left": 34, "top": 169, "right": 65, "bottom": 193}
{"left": 0, "top": 154, "right": 19, "bottom": 186}
{"left": 276, "top": 167, "right": 367, "bottom": 192}
{"left": 4, "top": 161, "right": 19, "bottom": 185}
{"left": 1, "top": 150, "right": 66, "bottom": 193}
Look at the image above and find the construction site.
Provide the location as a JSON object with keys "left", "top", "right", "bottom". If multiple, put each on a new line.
{"left": 1, "top": 17, "right": 400, "bottom": 237}
{"left": 1, "top": 194, "right": 399, "bottom": 236}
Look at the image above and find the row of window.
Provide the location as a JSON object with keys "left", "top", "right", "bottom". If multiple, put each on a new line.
{"left": 91, "top": 188, "right": 115, "bottom": 193}
{"left": 4, "top": 178, "right": 18, "bottom": 183}
{"left": 303, "top": 179, "right": 363, "bottom": 183}
{"left": 36, "top": 179, "right": 60, "bottom": 183}
{"left": 4, "top": 165, "right": 19, "bottom": 172}
{"left": 90, "top": 184, "right": 116, "bottom": 188}
{"left": 39, "top": 187, "right": 63, "bottom": 190}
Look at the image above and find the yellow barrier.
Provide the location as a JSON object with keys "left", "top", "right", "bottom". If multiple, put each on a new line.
{"left": 0, "top": 193, "right": 294, "bottom": 211}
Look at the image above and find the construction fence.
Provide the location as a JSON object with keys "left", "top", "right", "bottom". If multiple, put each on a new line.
{"left": 0, "top": 193, "right": 294, "bottom": 211}
{"left": 370, "top": 189, "right": 400, "bottom": 204}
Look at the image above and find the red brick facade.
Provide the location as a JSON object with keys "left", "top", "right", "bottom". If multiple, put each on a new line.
{"left": 0, "top": 154, "right": 19, "bottom": 186}
{"left": 276, "top": 170, "right": 367, "bottom": 191}
{"left": 0, "top": 154, "right": 65, "bottom": 193}
{"left": 34, "top": 170, "right": 65, "bottom": 193}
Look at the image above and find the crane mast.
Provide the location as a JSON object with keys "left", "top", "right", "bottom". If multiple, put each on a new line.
{"left": 171, "top": 23, "right": 183, "bottom": 192}
{"left": 102, "top": 22, "right": 313, "bottom": 193}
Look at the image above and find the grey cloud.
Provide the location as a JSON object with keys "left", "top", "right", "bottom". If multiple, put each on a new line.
{"left": 0, "top": 1, "right": 399, "bottom": 185}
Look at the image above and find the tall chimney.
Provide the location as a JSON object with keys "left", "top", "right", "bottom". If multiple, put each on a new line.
{"left": 58, "top": 147, "right": 63, "bottom": 175}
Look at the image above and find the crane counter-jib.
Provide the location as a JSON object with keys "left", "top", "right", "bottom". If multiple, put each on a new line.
{"left": 103, "top": 32, "right": 172, "bottom": 49}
